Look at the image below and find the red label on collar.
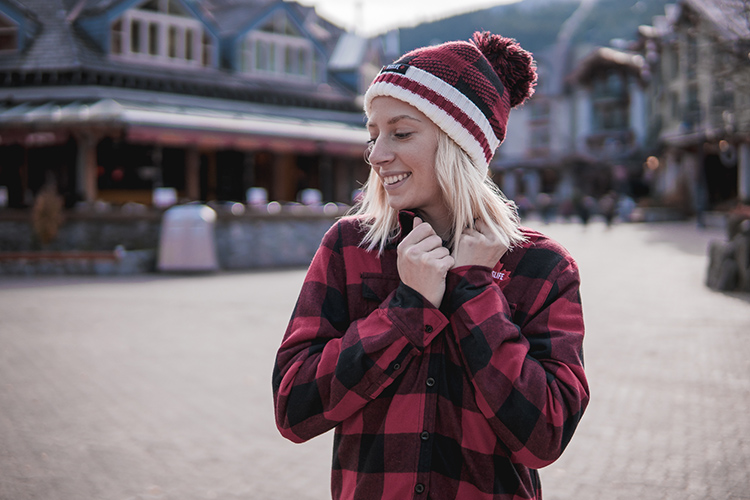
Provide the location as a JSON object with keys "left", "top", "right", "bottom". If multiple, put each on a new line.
{"left": 492, "top": 269, "right": 510, "bottom": 281}
{"left": 492, "top": 265, "right": 511, "bottom": 288}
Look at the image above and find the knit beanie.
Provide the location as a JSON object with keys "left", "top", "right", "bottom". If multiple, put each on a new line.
{"left": 363, "top": 32, "right": 537, "bottom": 171}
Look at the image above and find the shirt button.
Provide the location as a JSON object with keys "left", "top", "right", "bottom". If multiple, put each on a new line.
{"left": 420, "top": 431, "right": 430, "bottom": 441}
{"left": 415, "top": 483, "right": 425, "bottom": 494}
{"left": 392, "top": 363, "right": 401, "bottom": 371}
{"left": 424, "top": 325, "right": 433, "bottom": 333}
{"left": 425, "top": 377, "right": 435, "bottom": 387}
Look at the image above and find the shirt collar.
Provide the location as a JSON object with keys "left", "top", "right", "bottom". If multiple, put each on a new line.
{"left": 397, "top": 209, "right": 450, "bottom": 248}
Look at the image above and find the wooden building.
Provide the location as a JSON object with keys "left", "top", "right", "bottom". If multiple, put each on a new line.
{"left": 0, "top": 0, "right": 373, "bottom": 209}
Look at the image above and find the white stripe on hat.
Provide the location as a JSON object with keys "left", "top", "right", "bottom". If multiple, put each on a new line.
{"left": 365, "top": 65, "right": 499, "bottom": 170}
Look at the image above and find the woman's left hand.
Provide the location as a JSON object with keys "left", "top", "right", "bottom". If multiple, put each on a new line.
{"left": 452, "top": 220, "right": 508, "bottom": 269}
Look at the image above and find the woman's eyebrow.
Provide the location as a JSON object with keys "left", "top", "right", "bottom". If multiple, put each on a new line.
{"left": 367, "top": 114, "right": 422, "bottom": 129}
{"left": 388, "top": 114, "right": 421, "bottom": 125}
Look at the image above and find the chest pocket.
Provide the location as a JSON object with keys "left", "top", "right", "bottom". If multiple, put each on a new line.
{"left": 355, "top": 272, "right": 401, "bottom": 319}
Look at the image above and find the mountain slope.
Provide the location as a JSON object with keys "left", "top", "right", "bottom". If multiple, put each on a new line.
{"left": 397, "top": 0, "right": 671, "bottom": 57}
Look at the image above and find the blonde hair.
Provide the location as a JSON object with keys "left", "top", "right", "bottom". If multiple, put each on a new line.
{"left": 348, "top": 129, "right": 526, "bottom": 256}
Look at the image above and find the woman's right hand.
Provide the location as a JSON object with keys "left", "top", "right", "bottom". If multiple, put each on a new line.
{"left": 397, "top": 217, "right": 454, "bottom": 308}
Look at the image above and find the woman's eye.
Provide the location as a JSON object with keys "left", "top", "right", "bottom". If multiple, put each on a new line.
{"left": 394, "top": 132, "right": 412, "bottom": 139}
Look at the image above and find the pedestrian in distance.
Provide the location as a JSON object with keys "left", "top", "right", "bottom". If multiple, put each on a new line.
{"left": 272, "top": 32, "right": 590, "bottom": 500}
{"left": 599, "top": 191, "right": 618, "bottom": 228}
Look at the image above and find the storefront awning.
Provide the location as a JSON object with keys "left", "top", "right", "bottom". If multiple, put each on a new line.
{"left": 0, "top": 98, "right": 369, "bottom": 155}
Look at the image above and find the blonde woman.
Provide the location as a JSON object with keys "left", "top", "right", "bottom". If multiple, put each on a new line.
{"left": 273, "top": 32, "right": 589, "bottom": 500}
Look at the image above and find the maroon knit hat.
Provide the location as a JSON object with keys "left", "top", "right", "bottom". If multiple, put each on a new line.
{"left": 364, "top": 32, "right": 536, "bottom": 170}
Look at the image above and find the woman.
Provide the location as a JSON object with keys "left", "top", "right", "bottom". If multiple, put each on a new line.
{"left": 273, "top": 32, "right": 589, "bottom": 500}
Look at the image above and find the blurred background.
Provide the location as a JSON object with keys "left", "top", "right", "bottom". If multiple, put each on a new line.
{"left": 0, "top": 0, "right": 749, "bottom": 276}
{"left": 0, "top": 1, "right": 749, "bottom": 499}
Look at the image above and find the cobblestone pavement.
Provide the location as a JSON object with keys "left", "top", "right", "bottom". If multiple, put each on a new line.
{"left": 1, "top": 220, "right": 749, "bottom": 500}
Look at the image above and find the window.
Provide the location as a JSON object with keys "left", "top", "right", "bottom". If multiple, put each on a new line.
{"left": 201, "top": 32, "right": 213, "bottom": 66}
{"left": 130, "top": 19, "right": 141, "bottom": 53}
{"left": 0, "top": 13, "right": 18, "bottom": 53}
{"left": 112, "top": 19, "right": 123, "bottom": 54}
{"left": 168, "top": 25, "right": 178, "bottom": 58}
{"left": 109, "top": 0, "right": 214, "bottom": 68}
{"left": 594, "top": 103, "right": 629, "bottom": 131}
{"left": 185, "top": 29, "right": 194, "bottom": 60}
{"left": 530, "top": 124, "right": 550, "bottom": 152}
{"left": 148, "top": 22, "right": 158, "bottom": 55}
{"left": 592, "top": 71, "right": 625, "bottom": 99}
{"left": 241, "top": 12, "right": 316, "bottom": 82}
{"left": 530, "top": 100, "right": 550, "bottom": 120}
{"left": 669, "top": 91, "right": 679, "bottom": 120}
{"left": 665, "top": 47, "right": 679, "bottom": 80}
{"left": 686, "top": 33, "right": 697, "bottom": 80}
{"left": 528, "top": 99, "right": 551, "bottom": 155}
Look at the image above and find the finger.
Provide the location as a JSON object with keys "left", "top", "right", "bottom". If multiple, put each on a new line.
{"left": 427, "top": 245, "right": 451, "bottom": 259}
{"left": 473, "top": 220, "right": 499, "bottom": 243}
{"left": 435, "top": 253, "right": 455, "bottom": 272}
{"left": 407, "top": 220, "right": 437, "bottom": 242}
{"left": 400, "top": 233, "right": 442, "bottom": 261}
{"left": 414, "top": 233, "right": 444, "bottom": 252}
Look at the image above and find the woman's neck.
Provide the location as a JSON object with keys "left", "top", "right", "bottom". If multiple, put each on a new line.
{"left": 418, "top": 209, "right": 452, "bottom": 242}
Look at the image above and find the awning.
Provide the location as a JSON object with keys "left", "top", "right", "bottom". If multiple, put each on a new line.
{"left": 0, "top": 98, "right": 369, "bottom": 155}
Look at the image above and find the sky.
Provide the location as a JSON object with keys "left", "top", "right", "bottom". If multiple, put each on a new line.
{"left": 293, "top": 0, "right": 522, "bottom": 36}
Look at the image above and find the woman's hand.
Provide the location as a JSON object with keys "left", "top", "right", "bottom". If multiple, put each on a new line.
{"left": 452, "top": 219, "right": 508, "bottom": 269}
{"left": 397, "top": 217, "right": 454, "bottom": 308}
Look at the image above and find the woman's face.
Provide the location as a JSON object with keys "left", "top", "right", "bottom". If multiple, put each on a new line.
{"left": 366, "top": 97, "right": 448, "bottom": 226}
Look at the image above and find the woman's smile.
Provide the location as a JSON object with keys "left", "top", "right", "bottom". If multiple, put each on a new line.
{"left": 382, "top": 172, "right": 411, "bottom": 187}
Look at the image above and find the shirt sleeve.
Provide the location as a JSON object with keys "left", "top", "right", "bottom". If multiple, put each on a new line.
{"left": 272, "top": 222, "right": 448, "bottom": 443}
{"left": 443, "top": 249, "right": 589, "bottom": 469}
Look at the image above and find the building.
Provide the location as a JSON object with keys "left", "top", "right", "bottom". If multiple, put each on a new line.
{"left": 495, "top": 0, "right": 750, "bottom": 219}
{"left": 567, "top": 46, "right": 650, "bottom": 197}
{"left": 638, "top": 0, "right": 750, "bottom": 213}
{"left": 494, "top": 42, "right": 651, "bottom": 212}
{"left": 0, "top": 0, "right": 375, "bottom": 210}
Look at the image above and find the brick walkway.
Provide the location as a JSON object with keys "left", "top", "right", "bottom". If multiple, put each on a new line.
{"left": 1, "top": 220, "right": 748, "bottom": 500}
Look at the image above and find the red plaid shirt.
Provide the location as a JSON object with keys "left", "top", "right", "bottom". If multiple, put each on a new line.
{"left": 273, "top": 212, "right": 589, "bottom": 499}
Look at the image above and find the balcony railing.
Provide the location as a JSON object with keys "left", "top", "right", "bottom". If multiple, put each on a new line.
{"left": 584, "top": 129, "right": 634, "bottom": 157}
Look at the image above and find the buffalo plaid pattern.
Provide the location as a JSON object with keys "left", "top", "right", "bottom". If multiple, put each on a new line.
{"left": 273, "top": 213, "right": 589, "bottom": 500}
{"left": 363, "top": 40, "right": 511, "bottom": 170}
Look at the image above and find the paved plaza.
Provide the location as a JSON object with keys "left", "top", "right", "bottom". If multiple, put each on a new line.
{"left": 1, "top": 219, "right": 749, "bottom": 500}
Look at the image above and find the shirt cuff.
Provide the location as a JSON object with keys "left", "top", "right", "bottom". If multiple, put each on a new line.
{"left": 444, "top": 265, "right": 502, "bottom": 316}
{"left": 386, "top": 282, "right": 448, "bottom": 350}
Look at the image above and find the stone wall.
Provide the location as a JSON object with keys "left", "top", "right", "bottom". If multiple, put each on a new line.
{"left": 706, "top": 212, "right": 750, "bottom": 293}
{"left": 0, "top": 206, "right": 342, "bottom": 275}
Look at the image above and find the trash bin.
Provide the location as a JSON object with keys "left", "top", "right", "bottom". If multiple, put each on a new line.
{"left": 157, "top": 204, "right": 219, "bottom": 272}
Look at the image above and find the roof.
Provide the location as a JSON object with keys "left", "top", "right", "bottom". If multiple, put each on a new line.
{"left": 206, "top": 0, "right": 275, "bottom": 36}
{"left": 681, "top": 0, "right": 750, "bottom": 41}
{"left": 328, "top": 33, "right": 368, "bottom": 71}
{"left": 0, "top": 96, "right": 369, "bottom": 153}
{"left": 0, "top": 0, "right": 81, "bottom": 70}
{"left": 568, "top": 47, "right": 646, "bottom": 84}
{"left": 0, "top": 0, "right": 358, "bottom": 111}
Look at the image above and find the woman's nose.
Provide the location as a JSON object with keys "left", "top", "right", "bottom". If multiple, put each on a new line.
{"left": 367, "top": 137, "right": 393, "bottom": 166}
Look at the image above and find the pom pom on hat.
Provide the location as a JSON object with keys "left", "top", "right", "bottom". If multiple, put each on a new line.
{"left": 364, "top": 31, "right": 537, "bottom": 171}
{"left": 471, "top": 31, "right": 537, "bottom": 108}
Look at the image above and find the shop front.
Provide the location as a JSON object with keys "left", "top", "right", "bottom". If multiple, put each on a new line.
{"left": 0, "top": 96, "right": 370, "bottom": 209}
